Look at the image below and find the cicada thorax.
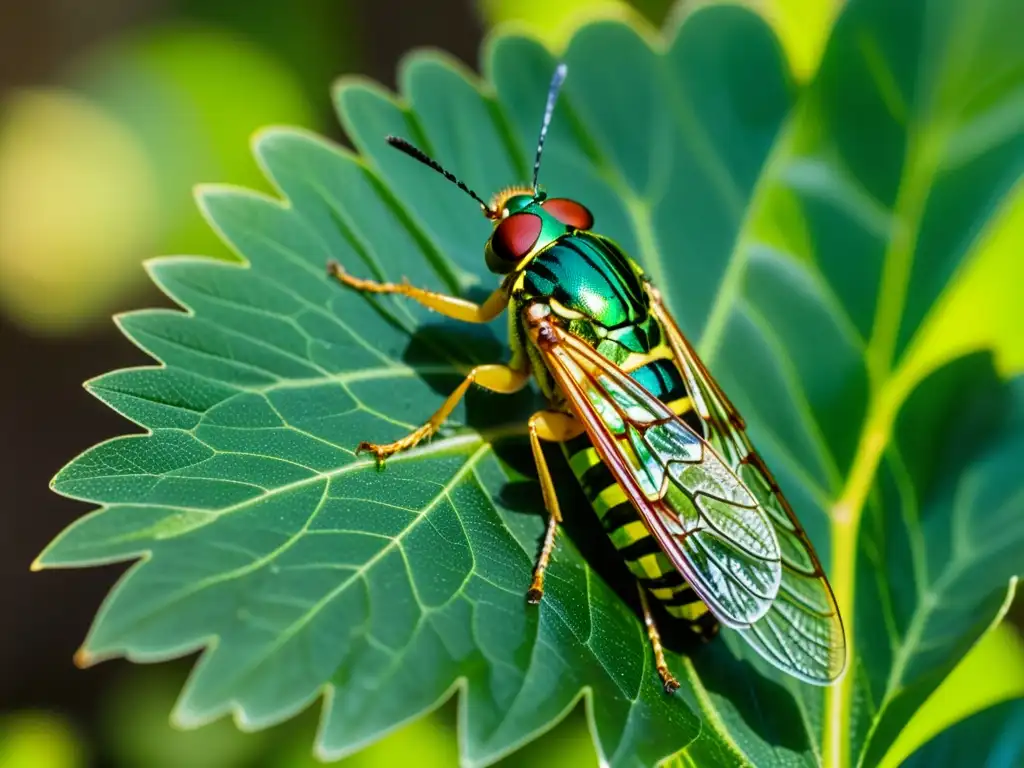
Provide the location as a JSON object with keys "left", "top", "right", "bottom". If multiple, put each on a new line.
{"left": 512, "top": 230, "right": 718, "bottom": 637}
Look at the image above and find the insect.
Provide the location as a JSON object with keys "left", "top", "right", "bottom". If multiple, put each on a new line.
{"left": 327, "top": 64, "right": 846, "bottom": 688}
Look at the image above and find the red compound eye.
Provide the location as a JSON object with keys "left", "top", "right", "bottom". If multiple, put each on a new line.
{"left": 542, "top": 198, "right": 594, "bottom": 230}
{"left": 492, "top": 212, "right": 543, "bottom": 262}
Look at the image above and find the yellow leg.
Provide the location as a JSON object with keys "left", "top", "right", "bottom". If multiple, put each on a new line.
{"left": 327, "top": 260, "right": 507, "bottom": 323}
{"left": 358, "top": 364, "right": 530, "bottom": 464}
{"left": 526, "top": 410, "right": 584, "bottom": 604}
{"left": 638, "top": 584, "right": 680, "bottom": 694}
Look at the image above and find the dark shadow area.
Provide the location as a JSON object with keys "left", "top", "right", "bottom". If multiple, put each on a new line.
{"left": 689, "top": 642, "right": 812, "bottom": 754}
{"left": 403, "top": 318, "right": 505, "bottom": 377}
{"left": 401, "top": 318, "right": 544, "bottom": 440}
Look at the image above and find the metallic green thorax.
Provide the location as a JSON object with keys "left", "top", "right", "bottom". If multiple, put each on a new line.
{"left": 503, "top": 204, "right": 666, "bottom": 401}
{"left": 521, "top": 233, "right": 657, "bottom": 360}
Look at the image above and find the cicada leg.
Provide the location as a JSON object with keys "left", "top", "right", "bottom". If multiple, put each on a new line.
{"left": 356, "top": 364, "right": 530, "bottom": 464}
{"left": 638, "top": 584, "right": 680, "bottom": 694}
{"left": 526, "top": 410, "right": 584, "bottom": 603}
{"left": 327, "top": 260, "right": 507, "bottom": 323}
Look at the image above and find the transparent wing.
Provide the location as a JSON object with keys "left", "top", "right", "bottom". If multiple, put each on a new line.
{"left": 650, "top": 291, "right": 847, "bottom": 684}
{"left": 526, "top": 309, "right": 782, "bottom": 627}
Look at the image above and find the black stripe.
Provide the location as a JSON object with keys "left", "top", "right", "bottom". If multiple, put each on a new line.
{"left": 654, "top": 358, "right": 686, "bottom": 402}
{"left": 594, "top": 237, "right": 642, "bottom": 305}
{"left": 577, "top": 246, "right": 627, "bottom": 313}
{"left": 639, "top": 571, "right": 686, "bottom": 589}
{"left": 648, "top": 317, "right": 662, "bottom": 348}
{"left": 629, "top": 357, "right": 687, "bottom": 404}
{"left": 579, "top": 461, "right": 615, "bottom": 499}
{"left": 618, "top": 536, "right": 663, "bottom": 560}
{"left": 663, "top": 587, "right": 701, "bottom": 607}
{"left": 528, "top": 261, "right": 560, "bottom": 288}
{"left": 651, "top": 359, "right": 673, "bottom": 397}
{"left": 600, "top": 501, "right": 638, "bottom": 532}
{"left": 632, "top": 321, "right": 649, "bottom": 349}
{"left": 564, "top": 433, "right": 592, "bottom": 456}
{"left": 684, "top": 612, "right": 720, "bottom": 638}
{"left": 681, "top": 408, "right": 704, "bottom": 436}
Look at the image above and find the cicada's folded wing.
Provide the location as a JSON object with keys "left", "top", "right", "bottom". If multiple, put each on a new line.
{"left": 526, "top": 309, "right": 782, "bottom": 628}
{"left": 650, "top": 293, "right": 847, "bottom": 684}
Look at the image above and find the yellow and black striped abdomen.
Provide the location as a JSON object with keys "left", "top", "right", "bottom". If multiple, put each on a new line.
{"left": 560, "top": 349, "right": 718, "bottom": 638}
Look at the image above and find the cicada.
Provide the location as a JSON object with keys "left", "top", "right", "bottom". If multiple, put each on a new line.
{"left": 328, "top": 64, "right": 846, "bottom": 688}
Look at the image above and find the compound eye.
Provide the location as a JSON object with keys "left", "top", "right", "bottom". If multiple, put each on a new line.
{"left": 542, "top": 198, "right": 594, "bottom": 230}
{"left": 491, "top": 212, "right": 543, "bottom": 263}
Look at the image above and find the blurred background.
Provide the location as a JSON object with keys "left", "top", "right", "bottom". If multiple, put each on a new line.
{"left": 0, "top": 1, "right": 1020, "bottom": 767}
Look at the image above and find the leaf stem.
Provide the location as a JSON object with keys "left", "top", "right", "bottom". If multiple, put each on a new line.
{"left": 822, "top": 392, "right": 898, "bottom": 768}
{"left": 822, "top": 325, "right": 943, "bottom": 767}
{"left": 822, "top": 94, "right": 945, "bottom": 764}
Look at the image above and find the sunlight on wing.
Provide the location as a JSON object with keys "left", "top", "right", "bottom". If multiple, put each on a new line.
{"left": 651, "top": 294, "right": 847, "bottom": 684}
{"left": 528, "top": 311, "right": 782, "bottom": 627}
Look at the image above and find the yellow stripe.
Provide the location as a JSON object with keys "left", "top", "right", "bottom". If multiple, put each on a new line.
{"left": 608, "top": 520, "right": 648, "bottom": 549}
{"left": 626, "top": 552, "right": 675, "bottom": 580}
{"left": 665, "top": 396, "right": 693, "bottom": 415}
{"left": 568, "top": 446, "right": 600, "bottom": 475}
{"left": 666, "top": 602, "right": 710, "bottom": 620}
{"left": 548, "top": 298, "right": 586, "bottom": 321}
{"left": 619, "top": 343, "right": 673, "bottom": 373}
{"left": 594, "top": 483, "right": 628, "bottom": 515}
{"left": 556, "top": 342, "right": 711, "bottom": 624}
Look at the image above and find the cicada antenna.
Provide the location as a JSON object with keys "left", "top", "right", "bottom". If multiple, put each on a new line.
{"left": 385, "top": 135, "right": 499, "bottom": 218}
{"left": 532, "top": 62, "right": 568, "bottom": 194}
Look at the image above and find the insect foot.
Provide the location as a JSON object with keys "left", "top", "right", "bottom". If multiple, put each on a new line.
{"left": 356, "top": 441, "right": 390, "bottom": 469}
{"left": 660, "top": 672, "right": 680, "bottom": 695}
{"left": 526, "top": 566, "right": 546, "bottom": 603}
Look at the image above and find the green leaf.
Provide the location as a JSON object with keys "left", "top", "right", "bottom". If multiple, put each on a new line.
{"left": 852, "top": 361, "right": 1022, "bottom": 767}
{"left": 747, "top": 0, "right": 1024, "bottom": 765}
{"left": 880, "top": 622, "right": 1024, "bottom": 768}
{"left": 901, "top": 699, "right": 1024, "bottom": 768}
{"left": 38, "top": 0, "right": 1024, "bottom": 766}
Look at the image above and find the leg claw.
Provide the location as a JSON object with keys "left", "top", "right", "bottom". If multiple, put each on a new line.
{"left": 355, "top": 426, "right": 435, "bottom": 469}
{"left": 527, "top": 571, "right": 545, "bottom": 604}
{"left": 658, "top": 667, "right": 680, "bottom": 694}
{"left": 356, "top": 441, "right": 388, "bottom": 468}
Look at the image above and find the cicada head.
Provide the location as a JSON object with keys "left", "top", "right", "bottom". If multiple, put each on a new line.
{"left": 384, "top": 64, "right": 583, "bottom": 276}
{"left": 483, "top": 191, "right": 595, "bottom": 274}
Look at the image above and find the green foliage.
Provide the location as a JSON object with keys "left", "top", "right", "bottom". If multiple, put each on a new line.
{"left": 39, "top": 0, "right": 1024, "bottom": 765}
{"left": 901, "top": 699, "right": 1024, "bottom": 768}
{"left": 880, "top": 623, "right": 1024, "bottom": 768}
